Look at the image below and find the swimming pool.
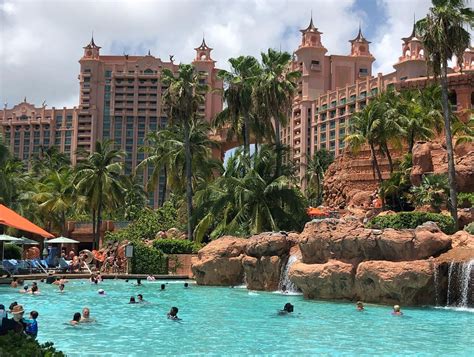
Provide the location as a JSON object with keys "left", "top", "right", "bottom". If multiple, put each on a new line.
{"left": 1, "top": 279, "right": 473, "bottom": 356}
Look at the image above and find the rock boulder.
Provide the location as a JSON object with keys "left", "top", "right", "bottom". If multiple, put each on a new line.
{"left": 245, "top": 232, "right": 290, "bottom": 258}
{"left": 242, "top": 255, "right": 285, "bottom": 291}
{"left": 355, "top": 260, "right": 434, "bottom": 305}
{"left": 289, "top": 260, "right": 354, "bottom": 299}
{"left": 191, "top": 236, "right": 247, "bottom": 286}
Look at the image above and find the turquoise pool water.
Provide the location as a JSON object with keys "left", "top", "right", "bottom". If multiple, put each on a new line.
{"left": 1, "top": 279, "right": 473, "bottom": 356}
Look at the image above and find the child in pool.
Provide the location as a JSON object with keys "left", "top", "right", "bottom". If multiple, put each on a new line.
{"left": 391, "top": 305, "right": 403, "bottom": 316}
{"left": 167, "top": 307, "right": 181, "bottom": 320}
{"left": 356, "top": 301, "right": 365, "bottom": 311}
{"left": 23, "top": 311, "right": 39, "bottom": 338}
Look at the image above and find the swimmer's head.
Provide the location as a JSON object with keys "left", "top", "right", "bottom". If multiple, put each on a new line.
{"left": 161, "top": 284, "right": 166, "bottom": 290}
{"left": 169, "top": 307, "right": 178, "bottom": 316}
{"left": 356, "top": 301, "right": 364, "bottom": 308}
{"left": 137, "top": 294, "right": 143, "bottom": 301}
{"left": 283, "top": 303, "right": 294, "bottom": 313}
{"left": 129, "top": 296, "right": 136, "bottom": 303}
{"left": 184, "top": 283, "right": 189, "bottom": 288}
{"left": 23, "top": 285, "right": 28, "bottom": 291}
{"left": 98, "top": 289, "right": 105, "bottom": 295}
{"left": 393, "top": 305, "right": 400, "bottom": 312}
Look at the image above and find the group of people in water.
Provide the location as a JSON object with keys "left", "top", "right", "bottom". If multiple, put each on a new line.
{"left": 1, "top": 274, "right": 406, "bottom": 338}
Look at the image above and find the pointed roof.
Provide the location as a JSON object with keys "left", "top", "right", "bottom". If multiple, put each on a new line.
{"left": 83, "top": 34, "right": 101, "bottom": 49}
{"left": 402, "top": 16, "right": 421, "bottom": 43}
{"left": 350, "top": 24, "right": 370, "bottom": 44}
{"left": 195, "top": 37, "right": 212, "bottom": 51}
{"left": 300, "top": 15, "right": 321, "bottom": 34}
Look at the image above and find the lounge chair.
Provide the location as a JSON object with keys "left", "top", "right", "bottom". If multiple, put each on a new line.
{"left": 57, "top": 258, "right": 71, "bottom": 273}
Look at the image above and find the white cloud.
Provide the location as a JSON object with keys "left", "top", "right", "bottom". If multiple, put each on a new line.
{"left": 1, "top": 0, "right": 444, "bottom": 109}
{"left": 371, "top": 0, "right": 432, "bottom": 74}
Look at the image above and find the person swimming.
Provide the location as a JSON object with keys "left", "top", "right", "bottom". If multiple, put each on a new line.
{"left": 160, "top": 284, "right": 166, "bottom": 291}
{"left": 59, "top": 284, "right": 65, "bottom": 293}
{"left": 184, "top": 283, "right": 189, "bottom": 288}
{"left": 129, "top": 296, "right": 136, "bottom": 304}
{"left": 30, "top": 285, "right": 40, "bottom": 295}
{"left": 391, "top": 305, "right": 403, "bottom": 316}
{"left": 136, "top": 279, "right": 142, "bottom": 286}
{"left": 20, "top": 285, "right": 28, "bottom": 293}
{"left": 137, "top": 294, "right": 144, "bottom": 303}
{"left": 278, "top": 303, "right": 294, "bottom": 315}
{"left": 356, "top": 301, "right": 365, "bottom": 311}
{"left": 70, "top": 312, "right": 81, "bottom": 325}
{"left": 98, "top": 289, "right": 106, "bottom": 296}
{"left": 167, "top": 307, "right": 180, "bottom": 320}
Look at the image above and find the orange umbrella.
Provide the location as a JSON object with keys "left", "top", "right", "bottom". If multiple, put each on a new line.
{"left": 0, "top": 204, "right": 54, "bottom": 238}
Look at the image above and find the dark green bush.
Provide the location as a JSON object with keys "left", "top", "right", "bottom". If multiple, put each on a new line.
{"left": 464, "top": 222, "right": 474, "bottom": 235}
{"left": 367, "top": 211, "right": 456, "bottom": 234}
{"left": 458, "top": 192, "right": 474, "bottom": 208}
{"left": 4, "top": 243, "right": 22, "bottom": 259}
{"left": 0, "top": 331, "right": 64, "bottom": 357}
{"left": 130, "top": 242, "right": 167, "bottom": 274}
{"left": 153, "top": 239, "right": 202, "bottom": 254}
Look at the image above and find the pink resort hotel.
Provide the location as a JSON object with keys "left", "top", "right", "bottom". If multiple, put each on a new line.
{"left": 2, "top": 17, "right": 473, "bottom": 206}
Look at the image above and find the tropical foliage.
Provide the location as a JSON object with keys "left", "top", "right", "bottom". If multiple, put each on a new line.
{"left": 408, "top": 174, "right": 449, "bottom": 212}
{"left": 192, "top": 146, "right": 307, "bottom": 242}
{"left": 367, "top": 211, "right": 456, "bottom": 234}
{"left": 416, "top": 0, "right": 474, "bottom": 227}
{"left": 302, "top": 149, "right": 334, "bottom": 206}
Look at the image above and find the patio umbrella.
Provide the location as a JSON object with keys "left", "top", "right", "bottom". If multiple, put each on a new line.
{"left": 46, "top": 236, "right": 80, "bottom": 244}
{"left": 0, "top": 234, "right": 22, "bottom": 260}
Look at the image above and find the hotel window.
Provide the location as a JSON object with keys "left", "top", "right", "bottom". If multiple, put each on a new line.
{"left": 320, "top": 113, "right": 327, "bottom": 121}
{"left": 339, "top": 108, "right": 346, "bottom": 116}
{"left": 320, "top": 133, "right": 326, "bottom": 142}
{"left": 349, "top": 95, "right": 356, "bottom": 103}
{"left": 349, "top": 104, "right": 356, "bottom": 113}
{"left": 330, "top": 141, "right": 336, "bottom": 150}
{"left": 359, "top": 68, "right": 368, "bottom": 74}
{"left": 330, "top": 110, "right": 336, "bottom": 119}
{"left": 105, "top": 70, "right": 112, "bottom": 78}
{"left": 339, "top": 139, "right": 345, "bottom": 149}
{"left": 371, "top": 88, "right": 378, "bottom": 96}
{"left": 84, "top": 77, "right": 90, "bottom": 83}
{"left": 340, "top": 98, "right": 346, "bottom": 105}
{"left": 330, "top": 101, "right": 336, "bottom": 108}
{"left": 84, "top": 69, "right": 91, "bottom": 73}
{"left": 359, "top": 91, "right": 367, "bottom": 99}
{"left": 339, "top": 128, "right": 346, "bottom": 136}
{"left": 329, "top": 121, "right": 336, "bottom": 129}
{"left": 320, "top": 123, "right": 327, "bottom": 131}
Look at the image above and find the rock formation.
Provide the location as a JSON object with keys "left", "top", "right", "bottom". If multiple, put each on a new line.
{"left": 191, "top": 218, "right": 474, "bottom": 306}
{"left": 410, "top": 141, "right": 474, "bottom": 192}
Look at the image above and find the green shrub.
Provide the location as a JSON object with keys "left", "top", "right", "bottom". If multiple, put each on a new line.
{"left": 464, "top": 222, "right": 474, "bottom": 235}
{"left": 0, "top": 331, "right": 64, "bottom": 357}
{"left": 4, "top": 243, "right": 22, "bottom": 259}
{"left": 367, "top": 211, "right": 456, "bottom": 234}
{"left": 458, "top": 192, "right": 474, "bottom": 208}
{"left": 130, "top": 242, "right": 168, "bottom": 274}
{"left": 153, "top": 239, "right": 202, "bottom": 254}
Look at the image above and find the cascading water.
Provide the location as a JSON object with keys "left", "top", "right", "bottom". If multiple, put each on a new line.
{"left": 278, "top": 255, "right": 300, "bottom": 293}
{"left": 433, "top": 263, "right": 439, "bottom": 306}
{"left": 445, "top": 259, "right": 474, "bottom": 308}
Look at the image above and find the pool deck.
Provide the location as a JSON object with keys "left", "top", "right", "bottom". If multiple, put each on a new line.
{"left": 0, "top": 273, "right": 190, "bottom": 284}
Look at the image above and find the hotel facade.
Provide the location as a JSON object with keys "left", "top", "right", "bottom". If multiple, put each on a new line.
{"left": 1, "top": 18, "right": 473, "bottom": 204}
{"left": 283, "top": 18, "right": 474, "bottom": 184}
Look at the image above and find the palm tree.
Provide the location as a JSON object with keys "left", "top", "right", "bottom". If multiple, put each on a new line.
{"left": 122, "top": 175, "right": 148, "bottom": 221}
{"left": 345, "top": 101, "right": 386, "bottom": 182}
{"left": 30, "top": 146, "right": 71, "bottom": 174}
{"left": 302, "top": 149, "right": 334, "bottom": 206}
{"left": 193, "top": 145, "right": 306, "bottom": 242}
{"left": 33, "top": 168, "right": 78, "bottom": 235}
{"left": 138, "top": 119, "right": 221, "bottom": 202}
{"left": 409, "top": 174, "right": 449, "bottom": 212}
{"left": 417, "top": 0, "right": 474, "bottom": 227}
{"left": 253, "top": 49, "right": 301, "bottom": 177}
{"left": 75, "top": 140, "right": 126, "bottom": 249}
{"left": 216, "top": 56, "right": 261, "bottom": 155}
{"left": 161, "top": 64, "right": 208, "bottom": 240}
{"left": 452, "top": 115, "right": 474, "bottom": 146}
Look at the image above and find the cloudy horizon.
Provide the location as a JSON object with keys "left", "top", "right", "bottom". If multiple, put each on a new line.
{"left": 1, "top": 0, "right": 436, "bottom": 109}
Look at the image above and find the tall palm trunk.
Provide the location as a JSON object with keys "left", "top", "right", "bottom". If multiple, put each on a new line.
{"left": 243, "top": 113, "right": 250, "bottom": 155}
{"left": 440, "top": 59, "right": 458, "bottom": 229}
{"left": 383, "top": 144, "right": 394, "bottom": 174}
{"left": 160, "top": 167, "right": 167, "bottom": 206}
{"left": 274, "top": 119, "right": 282, "bottom": 177}
{"left": 183, "top": 119, "right": 194, "bottom": 240}
{"left": 369, "top": 142, "right": 383, "bottom": 183}
{"left": 91, "top": 208, "right": 96, "bottom": 250}
{"left": 96, "top": 201, "right": 102, "bottom": 250}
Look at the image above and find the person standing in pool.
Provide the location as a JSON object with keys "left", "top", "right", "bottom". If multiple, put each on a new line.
{"left": 136, "top": 279, "right": 142, "bottom": 286}
{"left": 58, "top": 284, "right": 65, "bottom": 293}
{"left": 23, "top": 310, "right": 39, "bottom": 338}
{"left": 129, "top": 296, "right": 136, "bottom": 304}
{"left": 278, "top": 303, "right": 294, "bottom": 315}
{"left": 70, "top": 312, "right": 81, "bottom": 325}
{"left": 80, "top": 308, "right": 95, "bottom": 323}
{"left": 391, "top": 305, "right": 403, "bottom": 316}
{"left": 356, "top": 301, "right": 365, "bottom": 311}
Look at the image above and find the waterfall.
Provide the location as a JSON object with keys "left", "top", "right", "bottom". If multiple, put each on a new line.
{"left": 446, "top": 261, "right": 455, "bottom": 306}
{"left": 460, "top": 260, "right": 473, "bottom": 307}
{"left": 279, "top": 255, "right": 300, "bottom": 293}
{"left": 433, "top": 263, "right": 439, "bottom": 306}
{"left": 445, "top": 259, "right": 474, "bottom": 308}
